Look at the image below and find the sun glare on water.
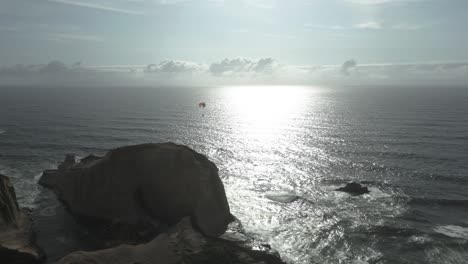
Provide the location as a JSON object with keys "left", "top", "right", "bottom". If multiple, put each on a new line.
{"left": 223, "top": 85, "right": 310, "bottom": 144}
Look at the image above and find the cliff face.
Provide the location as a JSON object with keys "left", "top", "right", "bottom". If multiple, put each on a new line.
{"left": 0, "top": 174, "right": 44, "bottom": 264}
{"left": 0, "top": 174, "right": 21, "bottom": 229}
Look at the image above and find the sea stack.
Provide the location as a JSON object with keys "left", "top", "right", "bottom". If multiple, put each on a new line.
{"left": 37, "top": 143, "right": 286, "bottom": 264}
{"left": 39, "top": 143, "right": 233, "bottom": 241}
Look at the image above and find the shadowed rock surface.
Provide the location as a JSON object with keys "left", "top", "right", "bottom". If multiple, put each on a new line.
{"left": 33, "top": 188, "right": 105, "bottom": 264}
{"left": 35, "top": 143, "right": 286, "bottom": 263}
{"left": 335, "top": 182, "right": 370, "bottom": 196}
{"left": 57, "top": 218, "right": 285, "bottom": 264}
{"left": 0, "top": 174, "right": 44, "bottom": 263}
{"left": 39, "top": 143, "right": 232, "bottom": 241}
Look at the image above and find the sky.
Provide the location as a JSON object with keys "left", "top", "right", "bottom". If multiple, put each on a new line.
{"left": 1, "top": 0, "right": 468, "bottom": 86}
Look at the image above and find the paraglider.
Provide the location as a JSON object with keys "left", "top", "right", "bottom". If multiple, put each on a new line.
{"left": 198, "top": 102, "right": 206, "bottom": 117}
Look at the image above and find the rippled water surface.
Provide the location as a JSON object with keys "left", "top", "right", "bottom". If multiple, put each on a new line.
{"left": 1, "top": 85, "right": 468, "bottom": 263}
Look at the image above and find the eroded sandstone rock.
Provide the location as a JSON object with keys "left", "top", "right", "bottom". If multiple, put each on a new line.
{"left": 40, "top": 143, "right": 232, "bottom": 240}
{"left": 57, "top": 218, "right": 285, "bottom": 264}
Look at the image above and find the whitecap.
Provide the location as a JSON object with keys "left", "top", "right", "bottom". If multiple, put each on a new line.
{"left": 408, "top": 235, "right": 432, "bottom": 244}
{"left": 434, "top": 225, "right": 468, "bottom": 239}
{"left": 366, "top": 187, "right": 392, "bottom": 199}
{"left": 265, "top": 191, "right": 299, "bottom": 203}
{"left": 0, "top": 129, "right": 4, "bottom": 134}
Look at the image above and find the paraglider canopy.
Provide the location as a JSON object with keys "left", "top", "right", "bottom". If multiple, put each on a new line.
{"left": 198, "top": 102, "right": 206, "bottom": 108}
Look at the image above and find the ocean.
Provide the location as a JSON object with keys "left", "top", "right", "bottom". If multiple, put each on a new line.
{"left": 1, "top": 85, "right": 467, "bottom": 263}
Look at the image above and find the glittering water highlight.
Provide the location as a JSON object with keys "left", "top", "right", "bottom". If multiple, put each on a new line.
{"left": 1, "top": 85, "right": 467, "bottom": 263}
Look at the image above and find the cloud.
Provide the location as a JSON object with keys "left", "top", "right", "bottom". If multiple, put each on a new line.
{"left": 346, "top": 0, "right": 396, "bottom": 4}
{"left": 355, "top": 21, "right": 382, "bottom": 29}
{"left": 316, "top": 60, "right": 468, "bottom": 85}
{"left": 145, "top": 60, "right": 204, "bottom": 74}
{"left": 241, "top": 0, "right": 276, "bottom": 9}
{"left": 345, "top": 0, "right": 422, "bottom": 5}
{"left": 47, "top": 33, "right": 105, "bottom": 42}
{"left": 306, "top": 22, "right": 421, "bottom": 31}
{"left": 209, "top": 57, "right": 279, "bottom": 76}
{"left": 304, "top": 24, "right": 347, "bottom": 30}
{"left": 154, "top": 0, "right": 191, "bottom": 5}
{"left": 0, "top": 60, "right": 99, "bottom": 86}
{"left": 391, "top": 24, "right": 422, "bottom": 30}
{"left": 263, "top": 33, "right": 296, "bottom": 39}
{"left": 1, "top": 59, "right": 468, "bottom": 86}
{"left": 341, "top": 59, "right": 358, "bottom": 75}
{"left": 48, "top": 0, "right": 143, "bottom": 15}
{"left": 0, "top": 64, "right": 39, "bottom": 76}
{"left": 0, "top": 61, "right": 75, "bottom": 76}
{"left": 39, "top": 60, "right": 69, "bottom": 74}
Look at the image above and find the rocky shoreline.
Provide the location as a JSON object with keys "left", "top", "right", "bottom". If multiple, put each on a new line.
{"left": 1, "top": 143, "right": 286, "bottom": 263}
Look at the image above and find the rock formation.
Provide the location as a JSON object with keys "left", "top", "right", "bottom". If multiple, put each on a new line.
{"left": 335, "top": 182, "right": 370, "bottom": 196}
{"left": 57, "top": 218, "right": 284, "bottom": 264}
{"left": 1, "top": 174, "right": 21, "bottom": 228}
{"left": 39, "top": 143, "right": 232, "bottom": 241}
{"left": 36, "top": 143, "right": 286, "bottom": 263}
{"left": 0, "top": 174, "right": 44, "bottom": 263}
{"left": 57, "top": 154, "right": 76, "bottom": 171}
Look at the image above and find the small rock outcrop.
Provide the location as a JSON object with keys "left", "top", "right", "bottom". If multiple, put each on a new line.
{"left": 39, "top": 143, "right": 232, "bottom": 240}
{"left": 57, "top": 154, "right": 76, "bottom": 171}
{"left": 57, "top": 218, "right": 284, "bottom": 264}
{"left": 0, "top": 174, "right": 44, "bottom": 263}
{"left": 335, "top": 182, "right": 370, "bottom": 196}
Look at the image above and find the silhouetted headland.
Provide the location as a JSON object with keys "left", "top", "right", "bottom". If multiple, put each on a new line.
{"left": 2, "top": 143, "right": 285, "bottom": 263}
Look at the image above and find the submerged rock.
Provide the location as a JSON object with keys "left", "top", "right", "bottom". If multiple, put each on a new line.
{"left": 57, "top": 218, "right": 285, "bottom": 264}
{"left": 0, "top": 174, "right": 44, "bottom": 263}
{"left": 335, "top": 182, "right": 370, "bottom": 196}
{"left": 39, "top": 143, "right": 232, "bottom": 241}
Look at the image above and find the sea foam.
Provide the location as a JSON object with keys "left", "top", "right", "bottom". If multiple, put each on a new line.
{"left": 435, "top": 225, "right": 468, "bottom": 239}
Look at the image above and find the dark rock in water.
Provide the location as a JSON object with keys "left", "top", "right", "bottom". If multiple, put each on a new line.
{"left": 0, "top": 174, "right": 44, "bottom": 263}
{"left": 335, "top": 182, "right": 370, "bottom": 196}
{"left": 39, "top": 143, "right": 232, "bottom": 241}
{"left": 57, "top": 218, "right": 285, "bottom": 264}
